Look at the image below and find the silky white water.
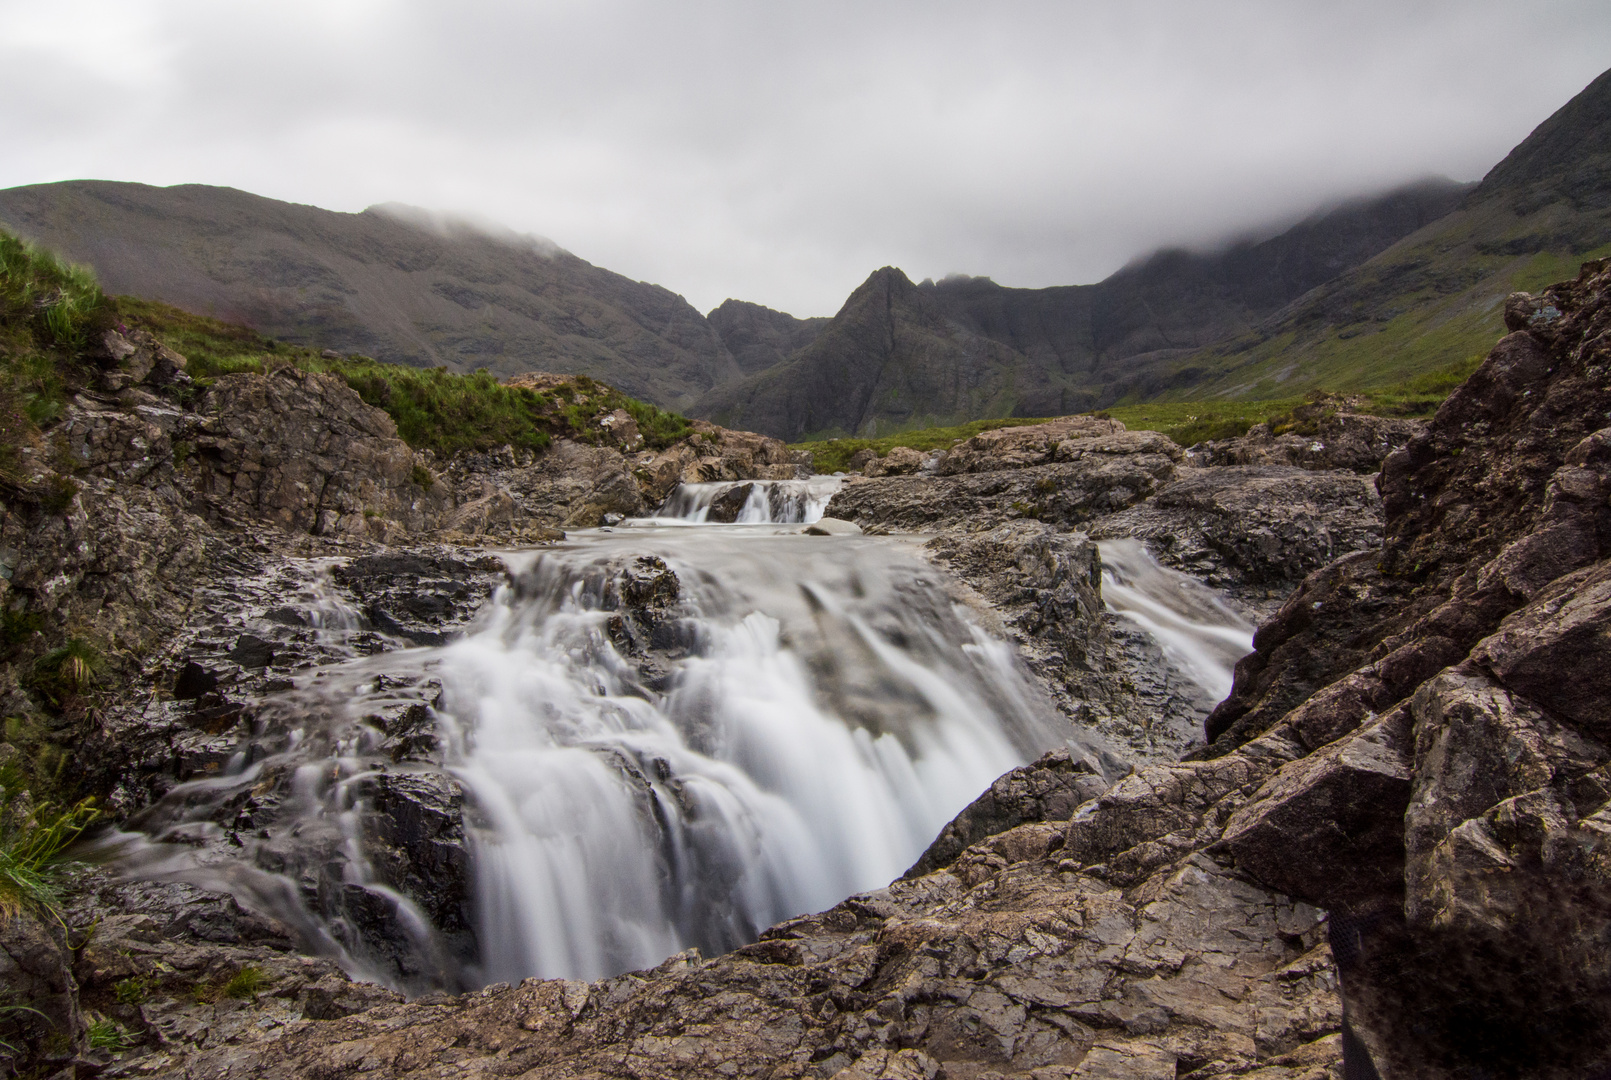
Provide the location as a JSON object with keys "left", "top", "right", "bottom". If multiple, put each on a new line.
{"left": 1097, "top": 538, "right": 1254, "bottom": 705}
{"left": 101, "top": 523, "right": 1067, "bottom": 989}
{"left": 448, "top": 529, "right": 1057, "bottom": 982}
{"left": 653, "top": 476, "right": 844, "bottom": 523}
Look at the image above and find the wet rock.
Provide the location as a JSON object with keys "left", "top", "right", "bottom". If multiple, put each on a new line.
{"left": 332, "top": 551, "right": 505, "bottom": 646}
{"left": 707, "top": 481, "right": 754, "bottom": 522}
{"left": 1089, "top": 465, "right": 1384, "bottom": 617}
{"left": 173, "top": 660, "right": 220, "bottom": 700}
{"left": 925, "top": 523, "right": 1203, "bottom": 764}
{"left": 804, "top": 516, "right": 862, "bottom": 536}
{"left": 632, "top": 421, "right": 805, "bottom": 507}
{"left": 358, "top": 772, "right": 477, "bottom": 964}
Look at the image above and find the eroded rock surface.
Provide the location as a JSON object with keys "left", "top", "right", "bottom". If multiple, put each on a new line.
{"left": 1190, "top": 405, "right": 1423, "bottom": 474}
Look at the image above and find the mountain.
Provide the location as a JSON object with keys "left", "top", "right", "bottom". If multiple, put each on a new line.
{"left": 704, "top": 299, "right": 829, "bottom": 375}
{"left": 1157, "top": 66, "right": 1611, "bottom": 400}
{"left": 0, "top": 181, "right": 739, "bottom": 411}
{"left": 695, "top": 179, "right": 1469, "bottom": 436}
{"left": 696, "top": 267, "right": 1037, "bottom": 439}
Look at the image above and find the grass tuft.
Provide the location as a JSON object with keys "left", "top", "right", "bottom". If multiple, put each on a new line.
{"left": 221, "top": 965, "right": 267, "bottom": 1000}
{"left": 0, "top": 796, "right": 98, "bottom": 920}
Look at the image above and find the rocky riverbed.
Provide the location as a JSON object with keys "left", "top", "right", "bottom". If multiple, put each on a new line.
{"left": 7, "top": 262, "right": 1611, "bottom": 1078}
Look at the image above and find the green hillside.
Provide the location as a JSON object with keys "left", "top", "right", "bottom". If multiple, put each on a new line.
{"left": 1156, "top": 67, "right": 1611, "bottom": 402}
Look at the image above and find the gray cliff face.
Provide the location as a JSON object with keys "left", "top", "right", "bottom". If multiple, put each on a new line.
{"left": 706, "top": 299, "right": 830, "bottom": 375}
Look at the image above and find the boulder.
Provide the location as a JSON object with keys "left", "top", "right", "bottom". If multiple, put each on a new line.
{"left": 863, "top": 445, "right": 929, "bottom": 476}
{"left": 803, "top": 516, "right": 861, "bottom": 535}
{"left": 1220, "top": 708, "right": 1414, "bottom": 909}
{"left": 827, "top": 450, "right": 1178, "bottom": 533}
{"left": 1191, "top": 407, "right": 1424, "bottom": 474}
{"left": 934, "top": 416, "right": 1130, "bottom": 474}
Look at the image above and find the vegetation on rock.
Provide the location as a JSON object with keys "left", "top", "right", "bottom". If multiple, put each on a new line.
{"left": 118, "top": 295, "right": 694, "bottom": 456}
{"left": 0, "top": 233, "right": 113, "bottom": 478}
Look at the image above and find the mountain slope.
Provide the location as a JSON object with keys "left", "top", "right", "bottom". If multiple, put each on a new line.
{"left": 696, "top": 268, "right": 1040, "bottom": 439}
{"left": 1159, "top": 66, "right": 1611, "bottom": 401}
{"left": 705, "top": 299, "right": 829, "bottom": 374}
{"left": 0, "top": 181, "right": 739, "bottom": 410}
{"left": 699, "top": 179, "right": 1470, "bottom": 434}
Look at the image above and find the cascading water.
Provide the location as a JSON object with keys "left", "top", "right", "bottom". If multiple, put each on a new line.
{"left": 653, "top": 476, "right": 844, "bottom": 523}
{"left": 450, "top": 532, "right": 1056, "bottom": 982}
{"left": 1097, "top": 538, "right": 1254, "bottom": 705}
{"left": 103, "top": 520, "right": 1069, "bottom": 990}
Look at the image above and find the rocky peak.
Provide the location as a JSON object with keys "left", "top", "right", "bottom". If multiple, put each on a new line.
{"left": 1471, "top": 66, "right": 1611, "bottom": 213}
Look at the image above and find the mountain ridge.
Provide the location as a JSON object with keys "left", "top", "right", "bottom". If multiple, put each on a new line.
{"left": 0, "top": 180, "right": 740, "bottom": 410}
{"left": 693, "top": 178, "right": 1473, "bottom": 436}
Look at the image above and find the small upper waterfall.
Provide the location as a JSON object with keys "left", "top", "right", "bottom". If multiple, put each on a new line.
{"left": 654, "top": 476, "right": 844, "bottom": 524}
{"left": 1097, "top": 538, "right": 1254, "bottom": 705}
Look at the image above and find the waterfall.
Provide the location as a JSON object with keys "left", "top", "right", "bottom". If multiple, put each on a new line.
{"left": 653, "top": 476, "right": 844, "bottom": 524}
{"left": 1097, "top": 538, "right": 1254, "bottom": 705}
{"left": 104, "top": 523, "right": 1067, "bottom": 989}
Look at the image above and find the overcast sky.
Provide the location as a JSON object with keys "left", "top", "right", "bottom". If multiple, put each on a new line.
{"left": 3, "top": 1, "right": 1609, "bottom": 317}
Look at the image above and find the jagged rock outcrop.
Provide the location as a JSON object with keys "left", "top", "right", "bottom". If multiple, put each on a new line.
{"left": 191, "top": 366, "right": 449, "bottom": 539}
{"left": 632, "top": 420, "right": 808, "bottom": 508}
{"left": 924, "top": 523, "right": 1202, "bottom": 764}
{"left": 829, "top": 415, "right": 1384, "bottom": 620}
{"left": 826, "top": 422, "right": 1182, "bottom": 532}
{"left": 1188, "top": 404, "right": 1424, "bottom": 474}
{"left": 1087, "top": 465, "right": 1383, "bottom": 616}
{"left": 902, "top": 747, "right": 1110, "bottom": 879}
{"left": 1195, "top": 261, "right": 1611, "bottom": 1076}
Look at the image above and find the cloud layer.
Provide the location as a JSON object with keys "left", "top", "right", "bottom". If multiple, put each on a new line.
{"left": 3, "top": 0, "right": 1609, "bottom": 315}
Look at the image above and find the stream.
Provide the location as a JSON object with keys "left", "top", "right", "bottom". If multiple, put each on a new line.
{"left": 99, "top": 478, "right": 1252, "bottom": 991}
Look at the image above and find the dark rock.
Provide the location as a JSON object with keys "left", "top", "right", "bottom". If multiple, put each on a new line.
{"left": 1219, "top": 707, "right": 1413, "bottom": 909}
{"left": 226, "top": 633, "right": 275, "bottom": 668}
{"left": 332, "top": 551, "right": 503, "bottom": 646}
{"left": 1190, "top": 403, "right": 1424, "bottom": 475}
{"left": 828, "top": 446, "right": 1177, "bottom": 532}
{"left": 1090, "top": 464, "right": 1384, "bottom": 615}
{"left": 706, "top": 482, "right": 754, "bottom": 522}
{"left": 173, "top": 660, "right": 220, "bottom": 700}
{"left": 358, "top": 772, "right": 477, "bottom": 950}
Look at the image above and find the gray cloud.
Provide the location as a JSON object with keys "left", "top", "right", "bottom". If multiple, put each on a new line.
{"left": 2, "top": 0, "right": 1608, "bottom": 315}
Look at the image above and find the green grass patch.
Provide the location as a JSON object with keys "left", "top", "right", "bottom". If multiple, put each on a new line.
{"left": 221, "top": 965, "right": 267, "bottom": 1000}
{"left": 1099, "top": 398, "right": 1307, "bottom": 446}
{"left": 85, "top": 1016, "right": 131, "bottom": 1052}
{"left": 118, "top": 298, "right": 693, "bottom": 457}
{"left": 0, "top": 232, "right": 115, "bottom": 477}
{"left": 791, "top": 417, "right": 1051, "bottom": 473}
